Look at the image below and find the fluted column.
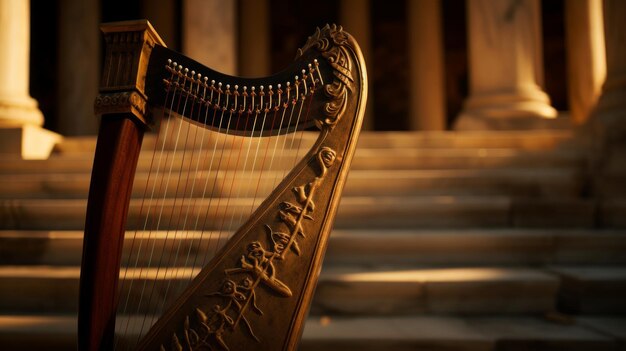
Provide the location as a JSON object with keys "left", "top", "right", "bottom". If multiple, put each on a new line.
{"left": 182, "top": 0, "right": 237, "bottom": 75}
{"left": 0, "top": 0, "right": 60, "bottom": 158}
{"left": 0, "top": 0, "right": 42, "bottom": 127}
{"left": 407, "top": 0, "right": 446, "bottom": 131}
{"left": 340, "top": 0, "right": 374, "bottom": 130}
{"left": 565, "top": 0, "right": 606, "bottom": 125}
{"left": 455, "top": 0, "right": 557, "bottom": 130}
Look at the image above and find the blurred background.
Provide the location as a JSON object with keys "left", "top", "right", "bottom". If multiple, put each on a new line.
{"left": 1, "top": 0, "right": 625, "bottom": 350}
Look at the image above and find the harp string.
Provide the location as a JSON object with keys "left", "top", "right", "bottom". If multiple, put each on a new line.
{"left": 116, "top": 61, "right": 321, "bottom": 348}
{"left": 294, "top": 86, "right": 316, "bottom": 166}
{"left": 134, "top": 67, "right": 196, "bottom": 341}
{"left": 249, "top": 99, "right": 280, "bottom": 212}
{"left": 264, "top": 84, "right": 290, "bottom": 196}
{"left": 192, "top": 96, "right": 232, "bottom": 280}
{"left": 214, "top": 93, "right": 260, "bottom": 253}
{"left": 199, "top": 97, "right": 248, "bottom": 274}
{"left": 164, "top": 76, "right": 211, "bottom": 291}
{"left": 116, "top": 62, "right": 182, "bottom": 348}
{"left": 225, "top": 88, "right": 268, "bottom": 241}
{"left": 196, "top": 103, "right": 237, "bottom": 276}
{"left": 177, "top": 79, "right": 223, "bottom": 290}
{"left": 277, "top": 83, "right": 300, "bottom": 182}
{"left": 157, "top": 73, "right": 206, "bottom": 315}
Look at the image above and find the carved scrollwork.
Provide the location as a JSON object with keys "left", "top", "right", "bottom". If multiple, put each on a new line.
{"left": 297, "top": 24, "right": 355, "bottom": 130}
{"left": 297, "top": 24, "right": 349, "bottom": 55}
{"left": 162, "top": 146, "right": 339, "bottom": 351}
{"left": 94, "top": 91, "right": 147, "bottom": 118}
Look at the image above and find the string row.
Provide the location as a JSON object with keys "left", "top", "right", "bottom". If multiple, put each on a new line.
{"left": 113, "top": 57, "right": 319, "bottom": 349}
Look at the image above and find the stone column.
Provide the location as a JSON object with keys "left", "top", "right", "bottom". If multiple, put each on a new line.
{"left": 182, "top": 0, "right": 237, "bottom": 75}
{"left": 455, "top": 0, "right": 558, "bottom": 130}
{"left": 565, "top": 0, "right": 606, "bottom": 125}
{"left": 407, "top": 0, "right": 446, "bottom": 131}
{"left": 589, "top": 0, "right": 626, "bottom": 185}
{"left": 0, "top": 0, "right": 61, "bottom": 158}
{"left": 57, "top": 0, "right": 99, "bottom": 135}
{"left": 238, "top": 0, "right": 270, "bottom": 78}
{"left": 340, "top": 0, "right": 374, "bottom": 130}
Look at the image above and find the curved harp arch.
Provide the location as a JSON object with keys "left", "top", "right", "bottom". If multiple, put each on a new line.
{"left": 79, "top": 20, "right": 367, "bottom": 351}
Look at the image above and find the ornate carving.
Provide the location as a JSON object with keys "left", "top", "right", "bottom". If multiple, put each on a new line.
{"left": 297, "top": 24, "right": 355, "bottom": 129}
{"left": 297, "top": 24, "right": 349, "bottom": 55}
{"left": 161, "top": 146, "right": 338, "bottom": 350}
{"left": 94, "top": 91, "right": 147, "bottom": 118}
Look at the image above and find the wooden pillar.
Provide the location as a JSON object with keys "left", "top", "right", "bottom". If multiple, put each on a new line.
{"left": 455, "top": 0, "right": 558, "bottom": 130}
{"left": 0, "top": 0, "right": 60, "bottom": 158}
{"left": 565, "top": 0, "right": 606, "bottom": 125}
{"left": 340, "top": 0, "right": 374, "bottom": 130}
{"left": 182, "top": 0, "right": 237, "bottom": 75}
{"left": 238, "top": 0, "right": 270, "bottom": 78}
{"left": 57, "top": 0, "right": 100, "bottom": 135}
{"left": 407, "top": 0, "right": 446, "bottom": 131}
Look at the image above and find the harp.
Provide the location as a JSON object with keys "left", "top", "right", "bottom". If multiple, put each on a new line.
{"left": 78, "top": 20, "right": 367, "bottom": 350}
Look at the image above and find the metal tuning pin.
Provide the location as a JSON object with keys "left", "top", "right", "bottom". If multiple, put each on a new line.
{"left": 259, "top": 85, "right": 265, "bottom": 112}
{"left": 172, "top": 63, "right": 182, "bottom": 88}
{"left": 250, "top": 86, "right": 257, "bottom": 113}
{"left": 190, "top": 71, "right": 199, "bottom": 98}
{"left": 314, "top": 59, "right": 324, "bottom": 86}
{"left": 232, "top": 85, "right": 239, "bottom": 112}
{"left": 275, "top": 84, "right": 282, "bottom": 111}
{"left": 308, "top": 63, "right": 316, "bottom": 90}
{"left": 209, "top": 80, "right": 216, "bottom": 106}
{"left": 223, "top": 84, "right": 230, "bottom": 111}
{"left": 182, "top": 68, "right": 190, "bottom": 93}
{"left": 202, "top": 77, "right": 209, "bottom": 106}
{"left": 242, "top": 86, "right": 248, "bottom": 113}
{"left": 301, "top": 69, "right": 308, "bottom": 96}
{"left": 214, "top": 82, "right": 222, "bottom": 109}
{"left": 267, "top": 85, "right": 274, "bottom": 112}
{"left": 286, "top": 81, "right": 293, "bottom": 105}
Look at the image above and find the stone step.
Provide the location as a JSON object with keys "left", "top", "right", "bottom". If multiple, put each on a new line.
{"left": 327, "top": 229, "right": 626, "bottom": 267}
{"left": 301, "top": 316, "right": 620, "bottom": 351}
{"left": 0, "top": 168, "right": 584, "bottom": 199}
{"left": 0, "top": 315, "right": 619, "bottom": 351}
{"left": 0, "top": 266, "right": 559, "bottom": 315}
{"left": 3, "top": 229, "right": 626, "bottom": 267}
{"left": 0, "top": 148, "right": 588, "bottom": 174}
{"left": 53, "top": 130, "right": 580, "bottom": 155}
{"left": 0, "top": 266, "right": 198, "bottom": 315}
{"left": 311, "top": 267, "right": 559, "bottom": 315}
{"left": 0, "top": 197, "right": 600, "bottom": 230}
{"left": 550, "top": 266, "right": 626, "bottom": 314}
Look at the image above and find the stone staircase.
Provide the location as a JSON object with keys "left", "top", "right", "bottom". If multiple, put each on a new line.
{"left": 1, "top": 130, "right": 625, "bottom": 350}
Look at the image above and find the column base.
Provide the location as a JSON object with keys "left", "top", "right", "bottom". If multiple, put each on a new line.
{"left": 0, "top": 96, "right": 45, "bottom": 127}
{"left": 0, "top": 125, "right": 63, "bottom": 160}
{"left": 455, "top": 90, "right": 559, "bottom": 130}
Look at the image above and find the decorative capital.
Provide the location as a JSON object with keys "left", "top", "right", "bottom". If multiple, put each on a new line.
{"left": 97, "top": 20, "right": 165, "bottom": 125}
